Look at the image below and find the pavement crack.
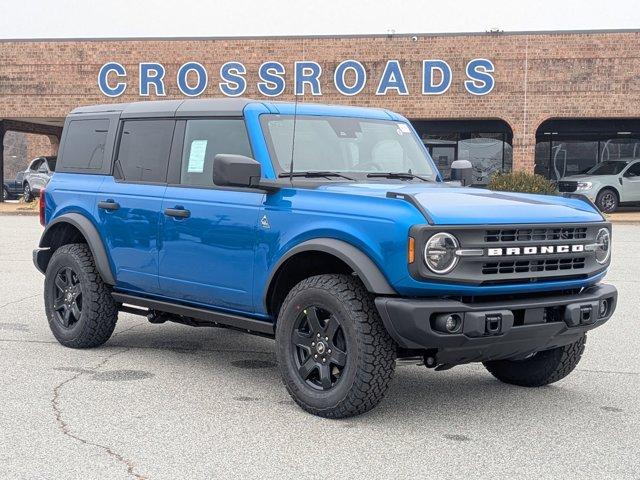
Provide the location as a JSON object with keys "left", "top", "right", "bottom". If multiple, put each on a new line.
{"left": 112, "top": 321, "right": 145, "bottom": 337}
{"left": 51, "top": 347, "right": 150, "bottom": 480}
{"left": 0, "top": 293, "right": 39, "bottom": 310}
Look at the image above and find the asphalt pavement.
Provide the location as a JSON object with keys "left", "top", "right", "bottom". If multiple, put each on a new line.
{"left": 1, "top": 215, "right": 639, "bottom": 479}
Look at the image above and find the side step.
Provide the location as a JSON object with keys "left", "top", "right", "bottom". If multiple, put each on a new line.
{"left": 112, "top": 292, "right": 275, "bottom": 337}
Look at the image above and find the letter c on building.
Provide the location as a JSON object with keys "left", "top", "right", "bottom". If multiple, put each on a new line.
{"left": 98, "top": 62, "right": 127, "bottom": 97}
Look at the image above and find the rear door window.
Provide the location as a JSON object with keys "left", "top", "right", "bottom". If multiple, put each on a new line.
{"left": 115, "top": 120, "right": 175, "bottom": 183}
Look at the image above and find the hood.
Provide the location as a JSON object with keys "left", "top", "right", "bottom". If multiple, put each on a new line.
{"left": 562, "top": 174, "right": 616, "bottom": 182}
{"left": 319, "top": 182, "right": 603, "bottom": 225}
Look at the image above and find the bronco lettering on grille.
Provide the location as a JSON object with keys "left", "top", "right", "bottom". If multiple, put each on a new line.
{"left": 487, "top": 245, "right": 585, "bottom": 256}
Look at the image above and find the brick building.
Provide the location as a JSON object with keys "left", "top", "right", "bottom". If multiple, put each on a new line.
{"left": 1, "top": 30, "right": 640, "bottom": 192}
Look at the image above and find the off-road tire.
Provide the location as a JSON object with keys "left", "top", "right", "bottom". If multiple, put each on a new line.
{"left": 483, "top": 335, "right": 586, "bottom": 387}
{"left": 595, "top": 188, "right": 618, "bottom": 213}
{"left": 276, "top": 274, "right": 396, "bottom": 418}
{"left": 44, "top": 243, "right": 118, "bottom": 348}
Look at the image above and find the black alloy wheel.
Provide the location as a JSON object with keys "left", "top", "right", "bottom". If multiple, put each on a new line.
{"left": 52, "top": 266, "right": 83, "bottom": 328}
{"left": 276, "top": 274, "right": 396, "bottom": 418}
{"left": 291, "top": 305, "right": 348, "bottom": 390}
{"left": 44, "top": 243, "right": 118, "bottom": 348}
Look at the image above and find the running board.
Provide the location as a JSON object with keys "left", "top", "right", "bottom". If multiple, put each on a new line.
{"left": 112, "top": 292, "right": 275, "bottom": 336}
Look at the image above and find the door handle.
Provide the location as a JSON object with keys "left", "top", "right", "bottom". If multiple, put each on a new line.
{"left": 98, "top": 200, "right": 120, "bottom": 211}
{"left": 164, "top": 207, "right": 191, "bottom": 218}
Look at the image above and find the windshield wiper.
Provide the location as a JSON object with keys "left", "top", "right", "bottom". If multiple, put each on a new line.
{"left": 366, "top": 172, "right": 432, "bottom": 182}
{"left": 278, "top": 171, "right": 355, "bottom": 181}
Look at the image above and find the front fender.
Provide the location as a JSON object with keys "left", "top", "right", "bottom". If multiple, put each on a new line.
{"left": 264, "top": 238, "right": 397, "bottom": 301}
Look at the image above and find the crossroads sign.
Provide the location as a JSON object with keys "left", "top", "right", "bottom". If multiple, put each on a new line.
{"left": 98, "top": 58, "right": 495, "bottom": 98}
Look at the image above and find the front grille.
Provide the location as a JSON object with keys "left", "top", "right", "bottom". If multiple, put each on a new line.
{"left": 409, "top": 222, "right": 608, "bottom": 285}
{"left": 484, "top": 227, "right": 587, "bottom": 243}
{"left": 482, "top": 257, "right": 586, "bottom": 275}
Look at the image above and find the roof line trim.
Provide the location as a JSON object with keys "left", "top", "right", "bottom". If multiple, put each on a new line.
{"left": 1, "top": 28, "right": 639, "bottom": 43}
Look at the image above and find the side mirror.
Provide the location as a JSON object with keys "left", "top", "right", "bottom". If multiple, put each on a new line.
{"left": 450, "top": 159, "right": 473, "bottom": 186}
{"left": 213, "top": 154, "right": 262, "bottom": 188}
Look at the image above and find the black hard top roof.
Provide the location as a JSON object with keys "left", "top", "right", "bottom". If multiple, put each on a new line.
{"left": 69, "top": 98, "right": 255, "bottom": 118}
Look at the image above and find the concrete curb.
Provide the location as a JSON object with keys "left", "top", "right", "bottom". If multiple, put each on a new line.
{"left": 0, "top": 211, "right": 38, "bottom": 216}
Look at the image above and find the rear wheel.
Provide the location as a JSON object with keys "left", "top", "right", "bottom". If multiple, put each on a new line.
{"left": 23, "top": 183, "right": 33, "bottom": 202}
{"left": 483, "top": 335, "right": 586, "bottom": 387}
{"left": 595, "top": 188, "right": 618, "bottom": 213}
{"left": 44, "top": 243, "right": 118, "bottom": 348}
{"left": 276, "top": 274, "right": 396, "bottom": 418}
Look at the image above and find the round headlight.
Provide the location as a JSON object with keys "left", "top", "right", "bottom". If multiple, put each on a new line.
{"left": 594, "top": 228, "right": 611, "bottom": 264}
{"left": 424, "top": 232, "right": 459, "bottom": 274}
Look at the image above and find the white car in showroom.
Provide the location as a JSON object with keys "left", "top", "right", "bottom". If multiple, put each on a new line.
{"left": 558, "top": 159, "right": 640, "bottom": 212}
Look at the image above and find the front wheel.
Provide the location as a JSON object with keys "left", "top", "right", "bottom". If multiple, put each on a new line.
{"left": 276, "top": 274, "right": 396, "bottom": 418}
{"left": 595, "top": 188, "right": 618, "bottom": 213}
{"left": 2, "top": 186, "right": 9, "bottom": 201}
{"left": 483, "top": 335, "right": 586, "bottom": 387}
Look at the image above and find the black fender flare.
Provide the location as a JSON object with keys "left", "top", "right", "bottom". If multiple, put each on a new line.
{"left": 264, "top": 238, "right": 397, "bottom": 307}
{"left": 35, "top": 213, "right": 116, "bottom": 285}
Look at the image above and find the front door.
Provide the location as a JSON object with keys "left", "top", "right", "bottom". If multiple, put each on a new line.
{"left": 159, "top": 118, "right": 262, "bottom": 313}
{"left": 621, "top": 161, "right": 640, "bottom": 202}
{"left": 97, "top": 119, "right": 175, "bottom": 295}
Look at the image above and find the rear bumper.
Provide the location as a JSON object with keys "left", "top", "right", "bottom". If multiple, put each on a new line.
{"left": 375, "top": 283, "right": 617, "bottom": 365}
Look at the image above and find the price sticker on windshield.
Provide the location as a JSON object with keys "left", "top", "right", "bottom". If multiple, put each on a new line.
{"left": 396, "top": 123, "right": 411, "bottom": 136}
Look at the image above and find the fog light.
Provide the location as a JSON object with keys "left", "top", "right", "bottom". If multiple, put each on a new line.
{"left": 599, "top": 299, "right": 609, "bottom": 318}
{"left": 433, "top": 313, "right": 463, "bottom": 334}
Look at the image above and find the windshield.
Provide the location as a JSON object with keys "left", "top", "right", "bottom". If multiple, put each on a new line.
{"left": 586, "top": 161, "right": 629, "bottom": 175}
{"left": 261, "top": 115, "right": 437, "bottom": 180}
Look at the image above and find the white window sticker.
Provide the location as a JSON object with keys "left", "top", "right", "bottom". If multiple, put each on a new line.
{"left": 187, "top": 140, "right": 208, "bottom": 173}
{"left": 397, "top": 123, "right": 411, "bottom": 133}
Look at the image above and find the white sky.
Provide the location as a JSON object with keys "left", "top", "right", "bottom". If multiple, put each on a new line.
{"left": 1, "top": 0, "right": 639, "bottom": 39}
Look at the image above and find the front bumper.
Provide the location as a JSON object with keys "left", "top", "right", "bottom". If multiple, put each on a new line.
{"left": 375, "top": 283, "right": 617, "bottom": 365}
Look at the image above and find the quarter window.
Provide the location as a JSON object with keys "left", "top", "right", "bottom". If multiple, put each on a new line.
{"left": 115, "top": 120, "right": 175, "bottom": 183}
{"left": 60, "top": 119, "right": 109, "bottom": 170}
{"left": 179, "top": 119, "right": 252, "bottom": 187}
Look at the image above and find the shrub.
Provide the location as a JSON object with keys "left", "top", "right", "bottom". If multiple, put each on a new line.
{"left": 487, "top": 171, "right": 556, "bottom": 195}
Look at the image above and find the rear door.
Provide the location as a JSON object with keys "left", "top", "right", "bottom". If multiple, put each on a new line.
{"left": 97, "top": 119, "right": 175, "bottom": 295}
{"left": 159, "top": 118, "right": 263, "bottom": 313}
{"left": 621, "top": 161, "right": 640, "bottom": 202}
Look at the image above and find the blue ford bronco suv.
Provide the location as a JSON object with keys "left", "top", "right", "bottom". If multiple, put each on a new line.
{"left": 34, "top": 99, "right": 617, "bottom": 418}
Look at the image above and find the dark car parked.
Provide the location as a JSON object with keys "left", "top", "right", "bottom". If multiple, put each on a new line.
{"left": 3, "top": 180, "right": 22, "bottom": 200}
{"left": 18, "top": 156, "right": 57, "bottom": 202}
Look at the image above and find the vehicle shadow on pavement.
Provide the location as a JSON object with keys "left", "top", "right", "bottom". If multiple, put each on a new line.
{"left": 98, "top": 321, "right": 602, "bottom": 426}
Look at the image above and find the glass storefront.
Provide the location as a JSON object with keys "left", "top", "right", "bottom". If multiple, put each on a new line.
{"left": 411, "top": 120, "right": 513, "bottom": 185}
{"left": 535, "top": 119, "right": 640, "bottom": 180}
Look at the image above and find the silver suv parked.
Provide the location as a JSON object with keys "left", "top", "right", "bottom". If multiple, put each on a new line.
{"left": 17, "top": 156, "right": 56, "bottom": 202}
{"left": 558, "top": 159, "right": 640, "bottom": 212}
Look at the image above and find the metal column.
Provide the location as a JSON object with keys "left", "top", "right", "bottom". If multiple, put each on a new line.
{"left": 0, "top": 121, "right": 5, "bottom": 203}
